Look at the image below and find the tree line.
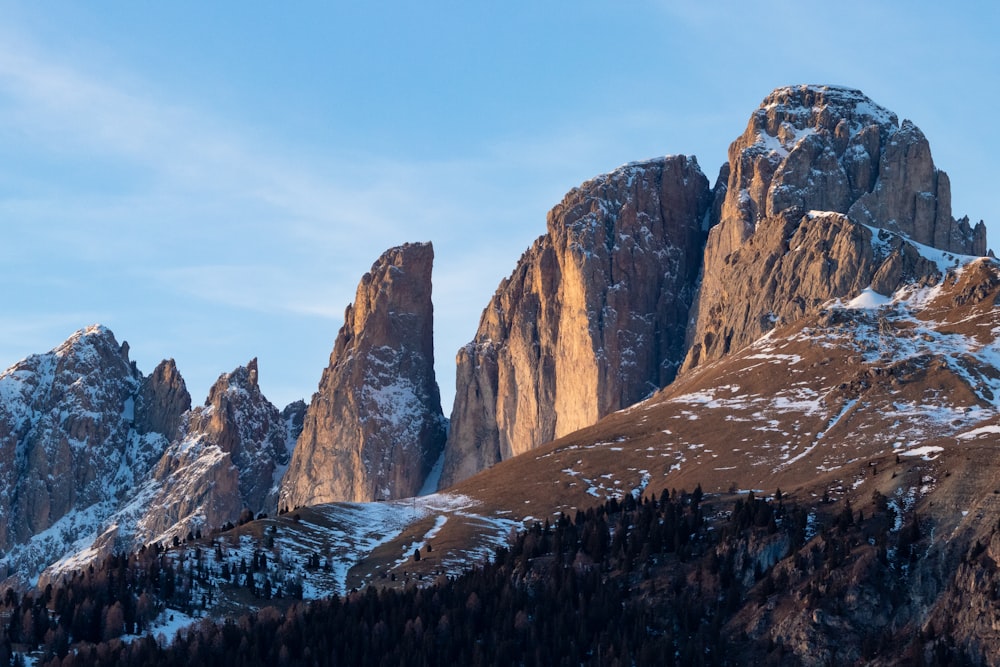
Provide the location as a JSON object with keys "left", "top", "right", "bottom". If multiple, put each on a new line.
{"left": 0, "top": 484, "right": 981, "bottom": 666}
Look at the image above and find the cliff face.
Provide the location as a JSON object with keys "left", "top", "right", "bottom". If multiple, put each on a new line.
{"left": 441, "top": 156, "right": 712, "bottom": 487}
{"left": 683, "top": 85, "right": 988, "bottom": 372}
{"left": 279, "top": 242, "right": 447, "bottom": 506}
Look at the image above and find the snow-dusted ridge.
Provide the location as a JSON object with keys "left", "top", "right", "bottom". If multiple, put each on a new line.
{"left": 761, "top": 84, "right": 899, "bottom": 132}
{"left": 0, "top": 325, "right": 172, "bottom": 585}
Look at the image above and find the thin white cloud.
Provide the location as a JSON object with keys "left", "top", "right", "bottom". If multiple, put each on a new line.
{"left": 0, "top": 30, "right": 400, "bottom": 239}
{"left": 153, "top": 264, "right": 349, "bottom": 320}
{"left": 0, "top": 16, "right": 762, "bottom": 412}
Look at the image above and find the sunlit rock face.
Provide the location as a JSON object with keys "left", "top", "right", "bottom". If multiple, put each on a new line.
{"left": 682, "top": 85, "right": 988, "bottom": 373}
{"left": 279, "top": 242, "right": 447, "bottom": 507}
{"left": 441, "top": 156, "right": 712, "bottom": 487}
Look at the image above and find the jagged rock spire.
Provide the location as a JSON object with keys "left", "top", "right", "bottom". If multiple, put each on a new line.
{"left": 279, "top": 242, "right": 447, "bottom": 506}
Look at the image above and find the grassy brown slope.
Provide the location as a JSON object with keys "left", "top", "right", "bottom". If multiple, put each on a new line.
{"left": 405, "top": 260, "right": 1000, "bottom": 567}
{"left": 225, "top": 260, "right": 1000, "bottom": 610}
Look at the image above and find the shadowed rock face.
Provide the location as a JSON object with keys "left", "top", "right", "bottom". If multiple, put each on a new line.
{"left": 441, "top": 156, "right": 713, "bottom": 488}
{"left": 683, "top": 85, "right": 988, "bottom": 373}
{"left": 279, "top": 242, "right": 447, "bottom": 506}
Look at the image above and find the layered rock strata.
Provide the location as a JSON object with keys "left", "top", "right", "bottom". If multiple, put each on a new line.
{"left": 279, "top": 242, "right": 447, "bottom": 506}
{"left": 683, "top": 84, "right": 988, "bottom": 372}
{"left": 441, "top": 156, "right": 712, "bottom": 487}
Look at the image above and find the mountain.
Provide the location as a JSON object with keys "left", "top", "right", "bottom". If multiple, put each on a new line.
{"left": 442, "top": 155, "right": 713, "bottom": 486}
{"left": 279, "top": 241, "right": 447, "bottom": 506}
{"left": 0, "top": 325, "right": 181, "bottom": 583}
{"left": 46, "top": 243, "right": 995, "bottom": 662}
{"left": 345, "top": 248, "right": 999, "bottom": 663}
{"left": 13, "top": 246, "right": 1000, "bottom": 663}
{"left": 0, "top": 322, "right": 307, "bottom": 586}
{"left": 683, "top": 84, "right": 988, "bottom": 372}
{"left": 444, "top": 250, "right": 999, "bottom": 514}
{"left": 2, "top": 82, "right": 999, "bottom": 664}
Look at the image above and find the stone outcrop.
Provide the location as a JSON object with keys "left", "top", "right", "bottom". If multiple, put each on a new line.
{"left": 441, "top": 157, "right": 712, "bottom": 487}
{"left": 137, "top": 358, "right": 191, "bottom": 441}
{"left": 849, "top": 120, "right": 986, "bottom": 255}
{"left": 683, "top": 85, "right": 988, "bottom": 372}
{"left": 0, "top": 326, "right": 174, "bottom": 579}
{"left": 279, "top": 242, "right": 447, "bottom": 506}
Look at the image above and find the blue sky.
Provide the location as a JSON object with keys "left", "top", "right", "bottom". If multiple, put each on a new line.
{"left": 1, "top": 1, "right": 997, "bottom": 412}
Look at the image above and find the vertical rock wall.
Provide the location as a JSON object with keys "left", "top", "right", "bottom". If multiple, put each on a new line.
{"left": 441, "top": 156, "right": 712, "bottom": 487}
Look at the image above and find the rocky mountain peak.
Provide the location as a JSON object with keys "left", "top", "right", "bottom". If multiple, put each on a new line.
{"left": 50, "top": 323, "right": 132, "bottom": 370}
{"left": 137, "top": 358, "right": 190, "bottom": 441}
{"left": 759, "top": 84, "right": 898, "bottom": 133}
{"left": 441, "top": 155, "right": 712, "bottom": 487}
{"left": 191, "top": 359, "right": 280, "bottom": 463}
{"left": 715, "top": 84, "right": 984, "bottom": 256}
{"left": 203, "top": 359, "right": 256, "bottom": 408}
{"left": 0, "top": 325, "right": 171, "bottom": 581}
{"left": 279, "top": 241, "right": 447, "bottom": 506}
{"left": 683, "top": 84, "right": 989, "bottom": 373}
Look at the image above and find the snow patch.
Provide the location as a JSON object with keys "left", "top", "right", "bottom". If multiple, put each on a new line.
{"left": 956, "top": 425, "right": 1000, "bottom": 440}
{"left": 844, "top": 288, "right": 892, "bottom": 310}
{"left": 419, "top": 450, "right": 446, "bottom": 496}
{"left": 899, "top": 445, "right": 944, "bottom": 460}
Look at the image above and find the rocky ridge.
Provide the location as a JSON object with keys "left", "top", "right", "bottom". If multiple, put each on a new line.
{"left": 0, "top": 326, "right": 180, "bottom": 581}
{"left": 0, "top": 322, "right": 311, "bottom": 585}
{"left": 124, "top": 359, "right": 298, "bottom": 546}
{"left": 683, "top": 84, "right": 988, "bottom": 372}
{"left": 279, "top": 242, "right": 447, "bottom": 506}
{"left": 442, "top": 156, "right": 712, "bottom": 486}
